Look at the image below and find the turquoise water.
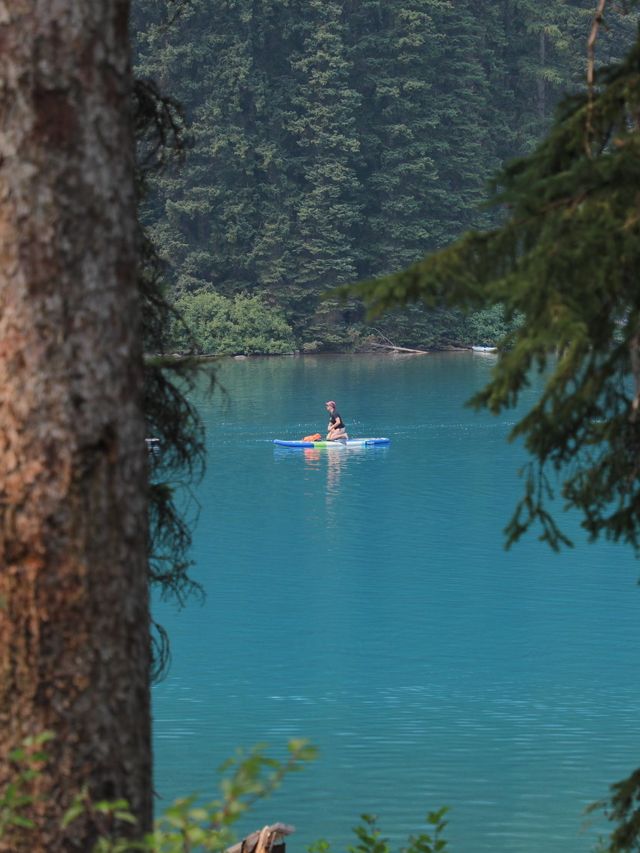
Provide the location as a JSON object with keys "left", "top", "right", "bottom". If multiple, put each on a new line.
{"left": 153, "top": 353, "right": 640, "bottom": 852}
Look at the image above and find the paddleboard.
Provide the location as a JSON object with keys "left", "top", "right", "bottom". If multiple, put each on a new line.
{"left": 274, "top": 437, "right": 390, "bottom": 448}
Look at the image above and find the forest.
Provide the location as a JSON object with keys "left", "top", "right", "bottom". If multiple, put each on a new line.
{"left": 133, "top": 0, "right": 636, "bottom": 353}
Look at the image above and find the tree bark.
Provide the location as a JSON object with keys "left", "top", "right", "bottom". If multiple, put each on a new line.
{"left": 0, "top": 1, "right": 151, "bottom": 849}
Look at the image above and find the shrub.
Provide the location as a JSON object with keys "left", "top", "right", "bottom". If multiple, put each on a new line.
{"left": 170, "top": 292, "right": 296, "bottom": 356}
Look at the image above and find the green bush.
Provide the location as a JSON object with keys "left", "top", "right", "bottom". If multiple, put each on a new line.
{"left": 1, "top": 736, "right": 451, "bottom": 853}
{"left": 1, "top": 736, "right": 317, "bottom": 852}
{"left": 170, "top": 292, "right": 296, "bottom": 356}
{"left": 466, "top": 305, "right": 523, "bottom": 347}
{"left": 309, "top": 810, "right": 449, "bottom": 853}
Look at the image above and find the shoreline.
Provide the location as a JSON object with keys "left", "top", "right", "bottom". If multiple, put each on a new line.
{"left": 146, "top": 344, "right": 478, "bottom": 363}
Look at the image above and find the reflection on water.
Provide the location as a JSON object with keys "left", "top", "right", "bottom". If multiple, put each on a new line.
{"left": 154, "top": 354, "right": 640, "bottom": 853}
{"left": 325, "top": 447, "right": 344, "bottom": 504}
{"left": 288, "top": 443, "right": 390, "bottom": 520}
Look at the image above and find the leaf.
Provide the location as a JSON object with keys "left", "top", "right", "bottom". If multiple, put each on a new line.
{"left": 114, "top": 810, "right": 138, "bottom": 825}
{"left": 187, "top": 808, "right": 208, "bottom": 822}
{"left": 9, "top": 815, "right": 35, "bottom": 829}
{"left": 61, "top": 801, "right": 86, "bottom": 828}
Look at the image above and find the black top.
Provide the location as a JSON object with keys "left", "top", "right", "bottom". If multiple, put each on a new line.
{"left": 329, "top": 410, "right": 346, "bottom": 429}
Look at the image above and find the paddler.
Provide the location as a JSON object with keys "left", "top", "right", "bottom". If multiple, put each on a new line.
{"left": 325, "top": 400, "right": 348, "bottom": 441}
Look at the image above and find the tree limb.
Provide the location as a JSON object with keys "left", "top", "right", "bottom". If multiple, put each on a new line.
{"left": 586, "top": 0, "right": 608, "bottom": 152}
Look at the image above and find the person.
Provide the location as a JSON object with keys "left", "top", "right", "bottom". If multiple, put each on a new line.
{"left": 325, "top": 400, "right": 348, "bottom": 441}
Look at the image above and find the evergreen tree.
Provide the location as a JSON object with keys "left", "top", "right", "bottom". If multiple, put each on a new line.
{"left": 146, "top": 0, "right": 268, "bottom": 295}
{"left": 351, "top": 0, "right": 449, "bottom": 276}
{"left": 506, "top": 1, "right": 590, "bottom": 140}
{"left": 349, "top": 0, "right": 508, "bottom": 347}
{"left": 284, "top": 0, "right": 363, "bottom": 346}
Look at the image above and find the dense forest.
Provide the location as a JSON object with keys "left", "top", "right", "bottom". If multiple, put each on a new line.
{"left": 132, "top": 2, "right": 636, "bottom": 353}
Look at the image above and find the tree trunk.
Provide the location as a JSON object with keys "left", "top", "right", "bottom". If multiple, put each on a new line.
{"left": 0, "top": 1, "right": 151, "bottom": 849}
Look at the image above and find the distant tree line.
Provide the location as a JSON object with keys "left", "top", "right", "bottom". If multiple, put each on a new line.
{"left": 132, "top": 0, "right": 636, "bottom": 353}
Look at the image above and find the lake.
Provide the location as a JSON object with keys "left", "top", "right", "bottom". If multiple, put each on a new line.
{"left": 152, "top": 353, "right": 640, "bottom": 852}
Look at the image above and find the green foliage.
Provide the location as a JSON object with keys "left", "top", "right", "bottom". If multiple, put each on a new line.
{"left": 0, "top": 733, "right": 54, "bottom": 838}
{"left": 2, "top": 737, "right": 452, "bottom": 853}
{"left": 5, "top": 736, "right": 317, "bottom": 852}
{"left": 309, "top": 809, "right": 450, "bottom": 853}
{"left": 403, "top": 807, "right": 450, "bottom": 853}
{"left": 171, "top": 292, "right": 296, "bottom": 355}
{"left": 132, "top": 0, "right": 638, "bottom": 351}
{"left": 466, "top": 305, "right": 521, "bottom": 348}
{"left": 149, "top": 740, "right": 318, "bottom": 852}
{"left": 348, "top": 814, "right": 390, "bottom": 853}
{"left": 588, "top": 767, "right": 640, "bottom": 852}
{"left": 363, "top": 307, "right": 469, "bottom": 350}
{"left": 359, "top": 304, "right": 520, "bottom": 350}
{"left": 62, "top": 792, "right": 140, "bottom": 853}
{"left": 286, "top": 0, "right": 362, "bottom": 306}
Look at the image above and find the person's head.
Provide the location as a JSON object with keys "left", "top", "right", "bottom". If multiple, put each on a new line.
{"left": 325, "top": 400, "right": 336, "bottom": 412}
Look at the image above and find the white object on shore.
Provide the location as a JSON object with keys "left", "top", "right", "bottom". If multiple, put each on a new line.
{"left": 471, "top": 345, "right": 498, "bottom": 353}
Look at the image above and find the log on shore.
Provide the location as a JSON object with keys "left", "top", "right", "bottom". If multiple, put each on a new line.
{"left": 369, "top": 342, "right": 430, "bottom": 355}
